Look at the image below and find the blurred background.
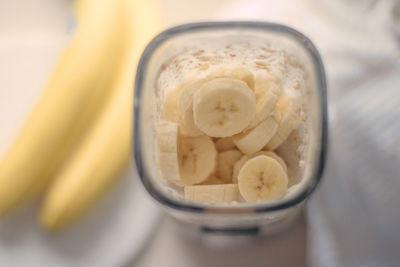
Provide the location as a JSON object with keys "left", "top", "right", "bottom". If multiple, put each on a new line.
{"left": 0, "top": 0, "right": 399, "bottom": 266}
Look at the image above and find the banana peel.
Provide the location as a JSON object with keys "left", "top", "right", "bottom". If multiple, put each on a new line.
{"left": 0, "top": 0, "right": 130, "bottom": 215}
{"left": 40, "top": 0, "right": 162, "bottom": 231}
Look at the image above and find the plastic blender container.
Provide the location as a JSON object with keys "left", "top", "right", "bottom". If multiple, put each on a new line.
{"left": 133, "top": 22, "right": 327, "bottom": 235}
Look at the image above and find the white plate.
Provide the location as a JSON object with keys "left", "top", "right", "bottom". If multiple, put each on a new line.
{"left": 0, "top": 30, "right": 160, "bottom": 267}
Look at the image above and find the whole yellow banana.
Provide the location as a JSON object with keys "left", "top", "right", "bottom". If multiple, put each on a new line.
{"left": 0, "top": 0, "right": 131, "bottom": 215}
{"left": 40, "top": 0, "right": 162, "bottom": 231}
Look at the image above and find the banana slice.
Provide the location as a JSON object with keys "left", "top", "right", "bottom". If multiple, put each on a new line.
{"left": 178, "top": 79, "right": 206, "bottom": 136}
{"left": 158, "top": 153, "right": 181, "bottom": 182}
{"left": 232, "top": 110, "right": 280, "bottom": 155}
{"left": 193, "top": 78, "right": 256, "bottom": 137}
{"left": 178, "top": 135, "right": 217, "bottom": 185}
{"left": 232, "top": 156, "right": 247, "bottom": 184}
{"left": 216, "top": 149, "right": 243, "bottom": 183}
{"left": 184, "top": 184, "right": 239, "bottom": 203}
{"left": 238, "top": 155, "right": 288, "bottom": 202}
{"left": 157, "top": 121, "right": 179, "bottom": 153}
{"left": 161, "top": 84, "right": 184, "bottom": 123}
{"left": 260, "top": 151, "right": 287, "bottom": 173}
{"left": 157, "top": 122, "right": 180, "bottom": 182}
{"left": 264, "top": 93, "right": 302, "bottom": 150}
{"left": 232, "top": 150, "right": 287, "bottom": 183}
{"left": 248, "top": 74, "right": 281, "bottom": 128}
{"left": 214, "top": 137, "right": 236, "bottom": 152}
{"left": 209, "top": 68, "right": 255, "bottom": 90}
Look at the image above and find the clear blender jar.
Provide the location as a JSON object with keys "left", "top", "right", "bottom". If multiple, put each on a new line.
{"left": 133, "top": 22, "right": 327, "bottom": 235}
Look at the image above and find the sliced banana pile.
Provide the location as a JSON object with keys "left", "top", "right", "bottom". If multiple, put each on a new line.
{"left": 157, "top": 68, "right": 303, "bottom": 204}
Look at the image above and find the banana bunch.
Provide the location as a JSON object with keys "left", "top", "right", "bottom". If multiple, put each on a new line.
{"left": 0, "top": 0, "right": 161, "bottom": 231}
{"left": 157, "top": 68, "right": 303, "bottom": 203}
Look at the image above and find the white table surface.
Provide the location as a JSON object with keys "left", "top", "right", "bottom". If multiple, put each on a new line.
{"left": 0, "top": 0, "right": 307, "bottom": 266}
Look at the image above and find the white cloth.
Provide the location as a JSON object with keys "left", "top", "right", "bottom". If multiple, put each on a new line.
{"left": 218, "top": 0, "right": 400, "bottom": 266}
